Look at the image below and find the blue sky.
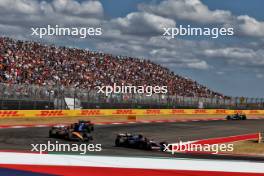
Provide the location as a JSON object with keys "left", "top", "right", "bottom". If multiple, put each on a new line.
{"left": 203, "top": 0, "right": 264, "bottom": 20}
{"left": 100, "top": 0, "right": 264, "bottom": 97}
{"left": 102, "top": 0, "right": 264, "bottom": 20}
{"left": 0, "top": 0, "right": 264, "bottom": 97}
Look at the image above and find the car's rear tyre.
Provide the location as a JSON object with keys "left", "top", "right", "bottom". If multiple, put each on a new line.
{"left": 89, "top": 136, "right": 93, "bottom": 141}
{"left": 226, "top": 116, "right": 231, "bottom": 120}
{"left": 84, "top": 133, "right": 93, "bottom": 142}
{"left": 145, "top": 143, "right": 152, "bottom": 150}
{"left": 67, "top": 132, "right": 73, "bottom": 141}
{"left": 115, "top": 138, "right": 121, "bottom": 147}
{"left": 49, "top": 130, "right": 54, "bottom": 138}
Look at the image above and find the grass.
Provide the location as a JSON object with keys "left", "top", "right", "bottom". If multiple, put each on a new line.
{"left": 228, "top": 140, "right": 264, "bottom": 155}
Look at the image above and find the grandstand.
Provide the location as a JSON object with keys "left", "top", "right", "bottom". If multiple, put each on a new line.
{"left": 0, "top": 37, "right": 263, "bottom": 110}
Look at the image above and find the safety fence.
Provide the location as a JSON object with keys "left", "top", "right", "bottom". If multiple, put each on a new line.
{"left": 1, "top": 83, "right": 264, "bottom": 110}
{"left": 0, "top": 109, "right": 264, "bottom": 118}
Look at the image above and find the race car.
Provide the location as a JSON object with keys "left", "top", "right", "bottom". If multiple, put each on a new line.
{"left": 115, "top": 133, "right": 167, "bottom": 151}
{"left": 226, "top": 114, "right": 247, "bottom": 120}
{"left": 49, "top": 120, "right": 94, "bottom": 142}
{"left": 71, "top": 120, "right": 94, "bottom": 133}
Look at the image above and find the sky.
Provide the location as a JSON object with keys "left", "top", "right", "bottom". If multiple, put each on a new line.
{"left": 0, "top": 0, "right": 264, "bottom": 97}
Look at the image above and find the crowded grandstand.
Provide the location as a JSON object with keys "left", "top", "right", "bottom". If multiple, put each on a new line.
{"left": 0, "top": 37, "right": 263, "bottom": 109}
{"left": 0, "top": 37, "right": 226, "bottom": 98}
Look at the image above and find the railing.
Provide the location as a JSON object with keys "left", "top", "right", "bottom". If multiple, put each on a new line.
{"left": 0, "top": 83, "right": 263, "bottom": 110}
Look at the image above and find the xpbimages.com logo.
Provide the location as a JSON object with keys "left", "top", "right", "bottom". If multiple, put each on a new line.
{"left": 96, "top": 83, "right": 168, "bottom": 96}
{"left": 163, "top": 25, "right": 234, "bottom": 39}
{"left": 163, "top": 141, "right": 234, "bottom": 154}
{"left": 31, "top": 141, "right": 102, "bottom": 154}
{"left": 31, "top": 25, "right": 102, "bottom": 39}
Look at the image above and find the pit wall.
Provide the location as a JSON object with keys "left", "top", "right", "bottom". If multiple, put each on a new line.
{"left": 0, "top": 109, "right": 264, "bottom": 118}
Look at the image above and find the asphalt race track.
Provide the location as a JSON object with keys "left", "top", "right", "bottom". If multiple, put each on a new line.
{"left": 0, "top": 119, "right": 264, "bottom": 161}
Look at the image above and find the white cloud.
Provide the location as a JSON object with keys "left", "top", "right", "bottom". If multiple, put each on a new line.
{"left": 112, "top": 12, "right": 176, "bottom": 35}
{"left": 216, "top": 71, "right": 224, "bottom": 75}
{"left": 0, "top": 0, "right": 40, "bottom": 14}
{"left": 0, "top": 0, "right": 104, "bottom": 28}
{"left": 51, "top": 0, "right": 103, "bottom": 17}
{"left": 236, "top": 15, "right": 264, "bottom": 37}
{"left": 186, "top": 60, "right": 210, "bottom": 70}
{"left": 204, "top": 47, "right": 264, "bottom": 66}
{"left": 139, "top": 0, "right": 264, "bottom": 38}
{"left": 205, "top": 48, "right": 254, "bottom": 59}
{"left": 256, "top": 73, "right": 264, "bottom": 79}
{"left": 139, "top": 0, "right": 233, "bottom": 24}
{"left": 0, "top": 0, "right": 264, "bottom": 75}
{"left": 0, "top": 0, "right": 103, "bottom": 17}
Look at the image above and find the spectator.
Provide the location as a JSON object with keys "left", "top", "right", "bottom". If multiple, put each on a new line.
{"left": 0, "top": 37, "right": 227, "bottom": 99}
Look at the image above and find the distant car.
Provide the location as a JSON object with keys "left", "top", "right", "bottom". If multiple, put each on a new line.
{"left": 226, "top": 114, "right": 247, "bottom": 120}
{"left": 49, "top": 120, "right": 94, "bottom": 142}
{"left": 115, "top": 133, "right": 167, "bottom": 151}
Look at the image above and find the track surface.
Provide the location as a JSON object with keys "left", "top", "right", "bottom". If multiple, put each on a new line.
{"left": 0, "top": 119, "right": 264, "bottom": 161}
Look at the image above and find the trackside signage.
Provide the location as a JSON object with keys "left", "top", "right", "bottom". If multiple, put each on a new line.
{"left": 145, "top": 109, "right": 161, "bottom": 115}
{"left": 0, "top": 110, "right": 24, "bottom": 117}
{"left": 0, "top": 109, "right": 263, "bottom": 118}
{"left": 113, "top": 109, "right": 136, "bottom": 115}
{"left": 234, "top": 110, "right": 243, "bottom": 114}
{"left": 215, "top": 109, "right": 227, "bottom": 114}
{"left": 249, "top": 110, "right": 260, "bottom": 114}
{"left": 194, "top": 109, "right": 208, "bottom": 114}
{"left": 171, "top": 109, "right": 186, "bottom": 114}
{"left": 79, "top": 110, "right": 103, "bottom": 116}
{"left": 36, "top": 110, "right": 66, "bottom": 117}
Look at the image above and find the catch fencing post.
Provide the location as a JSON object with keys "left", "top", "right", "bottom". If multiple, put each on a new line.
{"left": 258, "top": 132, "right": 263, "bottom": 143}
{"left": 74, "top": 88, "right": 76, "bottom": 110}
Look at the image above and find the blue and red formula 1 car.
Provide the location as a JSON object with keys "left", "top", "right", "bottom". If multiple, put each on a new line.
{"left": 115, "top": 133, "right": 167, "bottom": 151}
